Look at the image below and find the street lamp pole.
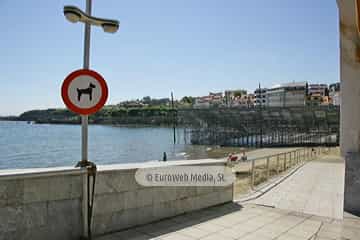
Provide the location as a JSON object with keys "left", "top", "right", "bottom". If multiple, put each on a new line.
{"left": 81, "top": 0, "right": 92, "bottom": 164}
{"left": 63, "top": 1, "right": 119, "bottom": 238}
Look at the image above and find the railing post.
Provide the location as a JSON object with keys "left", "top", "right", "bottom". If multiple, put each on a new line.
{"left": 289, "top": 152, "right": 291, "bottom": 167}
{"left": 297, "top": 151, "right": 299, "bottom": 164}
{"left": 284, "top": 153, "right": 287, "bottom": 170}
{"left": 276, "top": 155, "right": 280, "bottom": 174}
{"left": 313, "top": 148, "right": 315, "bottom": 159}
{"left": 303, "top": 149, "right": 305, "bottom": 162}
{"left": 306, "top": 148, "right": 308, "bottom": 160}
{"left": 266, "top": 157, "right": 270, "bottom": 179}
{"left": 251, "top": 158, "right": 255, "bottom": 188}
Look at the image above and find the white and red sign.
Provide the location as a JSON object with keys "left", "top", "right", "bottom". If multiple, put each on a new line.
{"left": 61, "top": 69, "right": 108, "bottom": 115}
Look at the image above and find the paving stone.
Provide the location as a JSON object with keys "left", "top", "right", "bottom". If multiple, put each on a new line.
{"left": 193, "top": 222, "right": 225, "bottom": 233}
{"left": 237, "top": 232, "right": 273, "bottom": 240}
{"left": 199, "top": 233, "right": 235, "bottom": 240}
{"left": 217, "top": 227, "right": 248, "bottom": 239}
{"left": 177, "top": 227, "right": 210, "bottom": 239}
{"left": 107, "top": 229, "right": 153, "bottom": 240}
{"left": 160, "top": 232, "right": 195, "bottom": 240}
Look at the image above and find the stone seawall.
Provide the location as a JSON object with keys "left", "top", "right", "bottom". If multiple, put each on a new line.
{"left": 0, "top": 160, "right": 233, "bottom": 240}
{"left": 0, "top": 167, "right": 85, "bottom": 240}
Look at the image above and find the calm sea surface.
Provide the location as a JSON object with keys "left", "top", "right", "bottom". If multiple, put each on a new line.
{"left": 0, "top": 121, "right": 211, "bottom": 170}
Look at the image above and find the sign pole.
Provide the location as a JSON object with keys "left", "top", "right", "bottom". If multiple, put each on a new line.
{"left": 81, "top": 0, "right": 91, "bottom": 164}
{"left": 82, "top": 1, "right": 91, "bottom": 238}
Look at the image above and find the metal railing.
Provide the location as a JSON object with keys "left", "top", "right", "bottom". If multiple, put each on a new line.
{"left": 248, "top": 147, "right": 322, "bottom": 189}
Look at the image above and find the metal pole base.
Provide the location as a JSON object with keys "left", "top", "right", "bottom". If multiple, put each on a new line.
{"left": 76, "top": 160, "right": 92, "bottom": 168}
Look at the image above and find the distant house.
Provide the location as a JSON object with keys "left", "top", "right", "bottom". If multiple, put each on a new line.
{"left": 194, "top": 92, "right": 224, "bottom": 108}
{"left": 209, "top": 92, "right": 223, "bottom": 106}
{"left": 118, "top": 100, "right": 145, "bottom": 108}
{"left": 194, "top": 96, "right": 211, "bottom": 108}
{"left": 306, "top": 84, "right": 330, "bottom": 106}
{"left": 224, "top": 90, "right": 247, "bottom": 107}
{"left": 266, "top": 82, "right": 307, "bottom": 107}
{"left": 232, "top": 94, "right": 255, "bottom": 108}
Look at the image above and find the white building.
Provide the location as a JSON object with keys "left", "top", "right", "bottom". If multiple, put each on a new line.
{"left": 329, "top": 83, "right": 340, "bottom": 106}
{"left": 308, "top": 84, "right": 328, "bottom": 96}
{"left": 254, "top": 88, "right": 267, "bottom": 106}
{"left": 266, "top": 82, "right": 307, "bottom": 107}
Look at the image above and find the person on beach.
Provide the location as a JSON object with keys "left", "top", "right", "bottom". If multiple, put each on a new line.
{"left": 240, "top": 151, "right": 247, "bottom": 161}
{"left": 227, "top": 153, "right": 238, "bottom": 162}
{"left": 163, "top": 152, "right": 167, "bottom": 161}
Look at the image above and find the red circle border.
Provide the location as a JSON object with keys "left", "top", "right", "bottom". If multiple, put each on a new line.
{"left": 61, "top": 69, "right": 108, "bottom": 115}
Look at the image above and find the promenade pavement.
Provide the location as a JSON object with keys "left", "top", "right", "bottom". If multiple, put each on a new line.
{"left": 96, "top": 203, "right": 360, "bottom": 240}
{"left": 96, "top": 152, "right": 358, "bottom": 240}
{"left": 249, "top": 154, "right": 345, "bottom": 219}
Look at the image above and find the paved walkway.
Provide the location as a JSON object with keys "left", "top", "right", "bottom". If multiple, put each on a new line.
{"left": 96, "top": 203, "right": 360, "bottom": 240}
{"left": 250, "top": 154, "right": 345, "bottom": 219}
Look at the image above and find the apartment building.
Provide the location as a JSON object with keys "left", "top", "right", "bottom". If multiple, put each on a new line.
{"left": 266, "top": 82, "right": 307, "bottom": 107}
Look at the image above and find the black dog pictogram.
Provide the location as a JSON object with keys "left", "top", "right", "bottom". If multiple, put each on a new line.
{"left": 77, "top": 83, "right": 96, "bottom": 101}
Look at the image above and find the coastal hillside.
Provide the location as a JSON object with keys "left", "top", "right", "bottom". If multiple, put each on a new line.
{"left": 13, "top": 105, "right": 177, "bottom": 125}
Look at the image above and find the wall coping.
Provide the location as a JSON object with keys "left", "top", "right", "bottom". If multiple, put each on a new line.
{"left": 97, "top": 158, "right": 226, "bottom": 172}
{"left": 0, "top": 166, "right": 87, "bottom": 180}
{"left": 0, "top": 159, "right": 227, "bottom": 180}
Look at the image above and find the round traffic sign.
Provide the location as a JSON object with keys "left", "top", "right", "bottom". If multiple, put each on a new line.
{"left": 61, "top": 69, "right": 108, "bottom": 115}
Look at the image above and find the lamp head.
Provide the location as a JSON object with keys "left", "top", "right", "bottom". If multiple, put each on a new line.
{"left": 63, "top": 6, "right": 83, "bottom": 23}
{"left": 63, "top": 5, "right": 120, "bottom": 34}
{"left": 64, "top": 11, "right": 81, "bottom": 23}
{"left": 102, "top": 23, "right": 119, "bottom": 33}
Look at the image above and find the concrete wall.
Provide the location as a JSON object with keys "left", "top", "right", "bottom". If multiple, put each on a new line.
{"left": 0, "top": 167, "right": 85, "bottom": 240}
{"left": 92, "top": 161, "right": 233, "bottom": 235}
{"left": 337, "top": 0, "right": 360, "bottom": 215}
{"left": 0, "top": 160, "right": 233, "bottom": 239}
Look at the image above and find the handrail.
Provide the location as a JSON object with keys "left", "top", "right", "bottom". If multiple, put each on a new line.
{"left": 248, "top": 147, "right": 322, "bottom": 189}
{"left": 247, "top": 148, "right": 305, "bottom": 162}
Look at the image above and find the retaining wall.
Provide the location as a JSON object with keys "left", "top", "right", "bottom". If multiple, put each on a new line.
{"left": 0, "top": 168, "right": 85, "bottom": 240}
{"left": 0, "top": 159, "right": 233, "bottom": 239}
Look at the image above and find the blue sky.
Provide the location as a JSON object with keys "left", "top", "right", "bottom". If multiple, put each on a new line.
{"left": 0, "top": 0, "right": 339, "bottom": 115}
